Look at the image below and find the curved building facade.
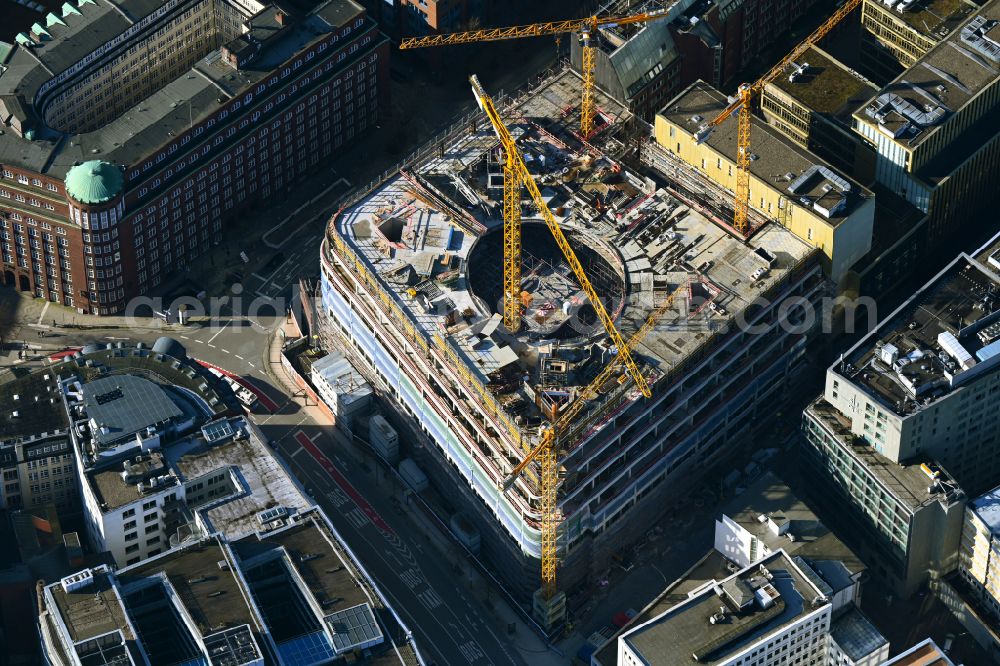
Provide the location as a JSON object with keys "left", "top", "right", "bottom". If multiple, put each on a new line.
{"left": 0, "top": 0, "right": 389, "bottom": 314}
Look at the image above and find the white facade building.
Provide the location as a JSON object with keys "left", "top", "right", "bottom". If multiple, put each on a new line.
{"left": 615, "top": 549, "right": 886, "bottom": 666}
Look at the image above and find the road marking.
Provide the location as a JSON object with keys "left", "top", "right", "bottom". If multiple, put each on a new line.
{"left": 344, "top": 507, "right": 370, "bottom": 529}
{"left": 37, "top": 301, "right": 49, "bottom": 325}
{"left": 290, "top": 446, "right": 305, "bottom": 458}
{"left": 192, "top": 338, "right": 204, "bottom": 344}
{"left": 180, "top": 335, "right": 190, "bottom": 340}
{"left": 416, "top": 589, "right": 443, "bottom": 610}
{"left": 457, "top": 640, "right": 486, "bottom": 662}
{"left": 221, "top": 349, "right": 230, "bottom": 354}
{"left": 235, "top": 354, "right": 245, "bottom": 360}
{"left": 400, "top": 569, "right": 422, "bottom": 589}
{"left": 206, "top": 320, "right": 231, "bottom": 344}
{"left": 248, "top": 362, "right": 256, "bottom": 368}
{"left": 295, "top": 430, "right": 394, "bottom": 535}
{"left": 208, "top": 344, "right": 216, "bottom": 349}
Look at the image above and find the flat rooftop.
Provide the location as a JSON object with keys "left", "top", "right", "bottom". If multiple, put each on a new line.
{"left": 620, "top": 551, "right": 826, "bottom": 665}
{"left": 167, "top": 417, "right": 312, "bottom": 539}
{"left": 329, "top": 67, "right": 816, "bottom": 451}
{"left": 719, "top": 471, "right": 866, "bottom": 579}
{"left": 806, "top": 398, "right": 964, "bottom": 511}
{"left": 767, "top": 46, "right": 878, "bottom": 123}
{"left": 117, "top": 538, "right": 263, "bottom": 666}
{"left": 968, "top": 482, "right": 1000, "bottom": 534}
{"left": 43, "top": 515, "right": 420, "bottom": 666}
{"left": 0, "top": 370, "right": 66, "bottom": 443}
{"left": 834, "top": 252, "right": 1000, "bottom": 416}
{"left": 888, "top": 0, "right": 977, "bottom": 39}
{"left": 0, "top": 0, "right": 375, "bottom": 179}
{"left": 662, "top": 81, "right": 871, "bottom": 224}
{"left": 592, "top": 550, "right": 734, "bottom": 666}
{"left": 883, "top": 638, "right": 956, "bottom": 665}
{"left": 830, "top": 605, "right": 888, "bottom": 662}
{"left": 857, "top": 0, "right": 1000, "bottom": 152}
{"left": 81, "top": 375, "right": 184, "bottom": 447}
{"left": 49, "top": 568, "right": 134, "bottom": 644}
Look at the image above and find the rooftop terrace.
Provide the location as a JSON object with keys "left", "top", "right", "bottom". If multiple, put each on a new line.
{"left": 857, "top": 0, "right": 1000, "bottom": 152}
{"left": 834, "top": 253, "right": 1000, "bottom": 416}
{"left": 661, "top": 82, "right": 871, "bottom": 224}
{"left": 767, "top": 46, "right": 878, "bottom": 123}
{"left": 328, "top": 68, "right": 816, "bottom": 449}
{"left": 620, "top": 551, "right": 826, "bottom": 665}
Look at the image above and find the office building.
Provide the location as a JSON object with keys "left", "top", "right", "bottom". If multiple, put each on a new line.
{"left": 859, "top": 0, "right": 979, "bottom": 83}
{"left": 799, "top": 234, "right": 1000, "bottom": 595}
{"left": 715, "top": 471, "right": 868, "bottom": 613}
{"left": 759, "top": 46, "right": 878, "bottom": 180}
{"left": 652, "top": 81, "right": 875, "bottom": 284}
{"left": 319, "top": 65, "right": 826, "bottom": 623}
{"left": 0, "top": 0, "right": 389, "bottom": 314}
{"left": 38, "top": 512, "right": 421, "bottom": 665}
{"left": 615, "top": 550, "right": 886, "bottom": 666}
{"left": 853, "top": 0, "right": 1000, "bottom": 242}
{"left": 0, "top": 369, "right": 76, "bottom": 512}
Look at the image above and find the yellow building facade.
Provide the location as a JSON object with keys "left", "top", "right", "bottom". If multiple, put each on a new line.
{"left": 654, "top": 82, "right": 874, "bottom": 284}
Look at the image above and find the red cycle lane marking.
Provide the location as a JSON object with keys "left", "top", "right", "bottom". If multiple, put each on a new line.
{"left": 193, "top": 358, "right": 280, "bottom": 413}
{"left": 295, "top": 431, "right": 394, "bottom": 535}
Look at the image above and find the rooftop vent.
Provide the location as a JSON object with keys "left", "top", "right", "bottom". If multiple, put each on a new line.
{"left": 60, "top": 569, "right": 95, "bottom": 593}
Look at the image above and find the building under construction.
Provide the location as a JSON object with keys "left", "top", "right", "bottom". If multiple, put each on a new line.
{"left": 318, "top": 66, "right": 825, "bottom": 625}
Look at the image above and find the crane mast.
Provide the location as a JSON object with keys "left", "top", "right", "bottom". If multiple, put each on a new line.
{"left": 699, "top": 0, "right": 861, "bottom": 235}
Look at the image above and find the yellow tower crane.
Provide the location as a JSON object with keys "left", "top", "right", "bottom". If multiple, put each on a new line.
{"left": 500, "top": 283, "right": 683, "bottom": 602}
{"left": 469, "top": 74, "right": 650, "bottom": 398}
{"left": 696, "top": 0, "right": 861, "bottom": 236}
{"left": 403, "top": 10, "right": 669, "bottom": 332}
{"left": 401, "top": 10, "right": 670, "bottom": 138}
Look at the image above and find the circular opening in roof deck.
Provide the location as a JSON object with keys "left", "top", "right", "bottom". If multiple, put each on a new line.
{"left": 466, "top": 221, "right": 627, "bottom": 340}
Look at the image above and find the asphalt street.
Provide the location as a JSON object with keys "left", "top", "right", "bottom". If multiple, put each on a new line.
{"left": 256, "top": 403, "right": 531, "bottom": 666}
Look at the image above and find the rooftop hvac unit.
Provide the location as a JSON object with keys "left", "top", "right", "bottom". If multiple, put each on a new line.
{"left": 60, "top": 569, "right": 95, "bottom": 593}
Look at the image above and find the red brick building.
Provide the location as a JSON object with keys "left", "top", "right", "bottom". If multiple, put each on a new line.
{"left": 0, "top": 0, "right": 389, "bottom": 314}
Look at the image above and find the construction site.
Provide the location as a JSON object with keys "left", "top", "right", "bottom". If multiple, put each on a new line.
{"left": 317, "top": 63, "right": 828, "bottom": 630}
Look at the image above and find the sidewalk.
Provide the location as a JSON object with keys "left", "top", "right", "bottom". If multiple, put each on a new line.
{"left": 263, "top": 323, "right": 569, "bottom": 665}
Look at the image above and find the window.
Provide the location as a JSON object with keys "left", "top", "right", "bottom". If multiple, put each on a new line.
{"left": 125, "top": 544, "right": 139, "bottom": 554}
{"left": 144, "top": 511, "right": 157, "bottom": 523}
{"left": 124, "top": 531, "right": 138, "bottom": 542}
{"left": 146, "top": 536, "right": 160, "bottom": 546}
{"left": 123, "top": 508, "right": 136, "bottom": 518}
{"left": 124, "top": 520, "right": 136, "bottom": 530}
{"left": 145, "top": 524, "right": 158, "bottom": 534}
{"left": 142, "top": 500, "right": 156, "bottom": 510}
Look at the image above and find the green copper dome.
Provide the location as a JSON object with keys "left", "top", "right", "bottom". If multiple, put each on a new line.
{"left": 64, "top": 160, "right": 123, "bottom": 205}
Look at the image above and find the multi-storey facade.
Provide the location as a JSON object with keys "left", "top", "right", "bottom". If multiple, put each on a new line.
{"left": 616, "top": 551, "right": 879, "bottom": 666}
{"left": 853, "top": 0, "right": 1000, "bottom": 242}
{"left": 654, "top": 81, "right": 875, "bottom": 285}
{"left": 859, "top": 0, "right": 979, "bottom": 83}
{"left": 318, "top": 67, "right": 825, "bottom": 628}
{"left": 801, "top": 233, "right": 1000, "bottom": 596}
{"left": 38, "top": 513, "right": 422, "bottom": 666}
{"left": 802, "top": 399, "right": 966, "bottom": 597}
{"left": 0, "top": 0, "right": 389, "bottom": 314}
{"left": 960, "top": 484, "right": 1000, "bottom": 617}
{"left": 0, "top": 368, "right": 78, "bottom": 513}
